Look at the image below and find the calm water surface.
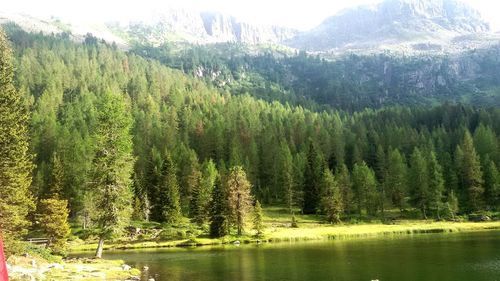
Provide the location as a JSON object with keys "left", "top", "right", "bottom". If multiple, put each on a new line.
{"left": 80, "top": 231, "right": 500, "bottom": 281}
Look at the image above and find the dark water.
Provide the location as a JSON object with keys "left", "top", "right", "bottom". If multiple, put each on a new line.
{"left": 77, "top": 231, "right": 500, "bottom": 281}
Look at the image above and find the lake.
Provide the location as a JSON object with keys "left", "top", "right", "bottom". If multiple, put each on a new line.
{"left": 80, "top": 231, "right": 500, "bottom": 281}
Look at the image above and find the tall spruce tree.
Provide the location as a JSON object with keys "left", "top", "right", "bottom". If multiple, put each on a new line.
{"left": 386, "top": 149, "right": 407, "bottom": 212}
{"left": 0, "top": 28, "right": 34, "bottom": 253}
{"left": 303, "top": 141, "right": 324, "bottom": 214}
{"left": 483, "top": 159, "right": 499, "bottom": 210}
{"left": 427, "top": 151, "right": 445, "bottom": 219}
{"left": 456, "top": 131, "right": 484, "bottom": 212}
{"left": 227, "top": 166, "right": 253, "bottom": 236}
{"left": 409, "top": 148, "right": 429, "bottom": 218}
{"left": 191, "top": 159, "right": 218, "bottom": 225}
{"left": 352, "top": 162, "right": 378, "bottom": 216}
{"left": 210, "top": 176, "right": 229, "bottom": 238}
{"left": 90, "top": 91, "right": 134, "bottom": 258}
{"left": 320, "top": 168, "right": 343, "bottom": 223}
{"left": 159, "top": 153, "right": 182, "bottom": 224}
{"left": 336, "top": 164, "right": 353, "bottom": 215}
{"left": 38, "top": 152, "right": 71, "bottom": 254}
{"left": 253, "top": 200, "right": 264, "bottom": 237}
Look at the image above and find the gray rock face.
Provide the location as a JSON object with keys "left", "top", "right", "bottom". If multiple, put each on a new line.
{"left": 288, "top": 0, "right": 490, "bottom": 51}
{"left": 127, "top": 9, "right": 298, "bottom": 45}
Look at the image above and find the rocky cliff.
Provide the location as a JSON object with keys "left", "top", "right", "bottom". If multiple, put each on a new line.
{"left": 123, "top": 9, "right": 298, "bottom": 45}
{"left": 287, "top": 0, "right": 491, "bottom": 51}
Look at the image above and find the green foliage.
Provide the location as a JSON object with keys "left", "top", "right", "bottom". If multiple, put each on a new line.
{"left": 210, "top": 177, "right": 229, "bottom": 238}
{"left": 253, "top": 200, "right": 264, "bottom": 237}
{"left": 427, "top": 151, "right": 445, "bottom": 219}
{"left": 352, "top": 162, "right": 378, "bottom": 216}
{"left": 320, "top": 169, "right": 343, "bottom": 223}
{"left": 89, "top": 91, "right": 134, "bottom": 257}
{"left": 303, "top": 141, "right": 325, "bottom": 214}
{"left": 158, "top": 153, "right": 182, "bottom": 224}
{"left": 409, "top": 148, "right": 429, "bottom": 218}
{"left": 37, "top": 198, "right": 71, "bottom": 255}
{"left": 0, "top": 27, "right": 34, "bottom": 253}
{"left": 227, "top": 166, "right": 254, "bottom": 236}
{"left": 456, "top": 131, "right": 484, "bottom": 212}
{"left": 191, "top": 159, "right": 218, "bottom": 225}
{"left": 386, "top": 149, "right": 407, "bottom": 211}
{"left": 0, "top": 27, "right": 499, "bottom": 240}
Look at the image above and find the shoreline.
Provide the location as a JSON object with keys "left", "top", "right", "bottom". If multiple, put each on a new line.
{"left": 69, "top": 220, "right": 500, "bottom": 252}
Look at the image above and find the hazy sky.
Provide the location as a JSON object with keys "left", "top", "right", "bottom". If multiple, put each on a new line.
{"left": 3, "top": 0, "right": 500, "bottom": 31}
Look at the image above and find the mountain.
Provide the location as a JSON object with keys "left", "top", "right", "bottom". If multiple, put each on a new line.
{"left": 287, "top": 0, "right": 494, "bottom": 52}
{"left": 119, "top": 9, "right": 298, "bottom": 45}
{"left": 0, "top": 8, "right": 298, "bottom": 48}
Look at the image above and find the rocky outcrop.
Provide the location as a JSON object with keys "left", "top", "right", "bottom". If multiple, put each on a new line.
{"left": 200, "top": 12, "right": 297, "bottom": 44}
{"left": 124, "top": 9, "right": 298, "bottom": 45}
{"left": 287, "top": 0, "right": 491, "bottom": 51}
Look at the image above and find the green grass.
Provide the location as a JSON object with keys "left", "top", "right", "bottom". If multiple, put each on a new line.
{"left": 68, "top": 207, "right": 500, "bottom": 252}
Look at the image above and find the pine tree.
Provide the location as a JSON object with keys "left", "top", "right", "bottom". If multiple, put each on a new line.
{"left": 352, "top": 162, "right": 378, "bottom": 216}
{"left": 159, "top": 153, "right": 182, "bottom": 224}
{"left": 278, "top": 143, "right": 294, "bottom": 213}
{"left": 386, "top": 149, "right": 407, "bottom": 212}
{"left": 445, "top": 190, "right": 459, "bottom": 220}
{"left": 37, "top": 152, "right": 71, "bottom": 254}
{"left": 336, "top": 164, "right": 353, "bottom": 215}
{"left": 457, "top": 131, "right": 484, "bottom": 212}
{"left": 0, "top": 28, "right": 35, "bottom": 253}
{"left": 191, "top": 159, "right": 218, "bottom": 225}
{"left": 90, "top": 91, "right": 134, "bottom": 258}
{"left": 253, "top": 200, "right": 264, "bottom": 237}
{"left": 227, "top": 166, "right": 253, "bottom": 236}
{"left": 210, "top": 176, "right": 229, "bottom": 238}
{"left": 409, "top": 148, "right": 429, "bottom": 218}
{"left": 303, "top": 141, "right": 324, "bottom": 214}
{"left": 483, "top": 159, "right": 500, "bottom": 210}
{"left": 38, "top": 198, "right": 71, "bottom": 254}
{"left": 375, "top": 145, "right": 387, "bottom": 216}
{"left": 320, "top": 168, "right": 343, "bottom": 223}
{"left": 427, "top": 151, "right": 445, "bottom": 219}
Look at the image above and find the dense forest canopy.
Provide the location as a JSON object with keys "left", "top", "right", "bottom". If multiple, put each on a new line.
{"left": 0, "top": 24, "right": 499, "bottom": 254}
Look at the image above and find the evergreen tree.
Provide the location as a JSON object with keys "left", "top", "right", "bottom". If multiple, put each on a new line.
{"left": 38, "top": 198, "right": 71, "bottom": 254}
{"left": 352, "top": 162, "right": 378, "bottom": 216}
{"left": 483, "top": 159, "right": 500, "bottom": 210}
{"left": 278, "top": 142, "right": 295, "bottom": 213}
{"left": 456, "top": 131, "right": 484, "bottom": 212}
{"left": 336, "top": 164, "right": 353, "bottom": 215}
{"left": 375, "top": 145, "right": 387, "bottom": 216}
{"left": 37, "top": 152, "right": 71, "bottom": 254}
{"left": 0, "top": 28, "right": 34, "bottom": 253}
{"left": 409, "top": 148, "right": 429, "bottom": 218}
{"left": 210, "top": 176, "right": 229, "bottom": 238}
{"left": 386, "top": 149, "right": 407, "bottom": 212}
{"left": 303, "top": 141, "right": 324, "bottom": 214}
{"left": 191, "top": 159, "right": 218, "bottom": 225}
{"left": 253, "top": 200, "right": 264, "bottom": 237}
{"left": 445, "top": 190, "right": 459, "bottom": 220}
{"left": 90, "top": 91, "right": 134, "bottom": 258}
{"left": 227, "top": 166, "right": 253, "bottom": 236}
{"left": 159, "top": 153, "right": 182, "bottom": 224}
{"left": 427, "top": 151, "right": 445, "bottom": 219}
{"left": 320, "top": 168, "right": 343, "bottom": 223}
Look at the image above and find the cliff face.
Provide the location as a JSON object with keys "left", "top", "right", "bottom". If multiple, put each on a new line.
{"left": 125, "top": 9, "right": 298, "bottom": 45}
{"left": 287, "top": 0, "right": 491, "bottom": 51}
{"left": 201, "top": 12, "right": 297, "bottom": 44}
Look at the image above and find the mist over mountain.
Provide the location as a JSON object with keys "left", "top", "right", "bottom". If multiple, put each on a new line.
{"left": 1, "top": 0, "right": 499, "bottom": 54}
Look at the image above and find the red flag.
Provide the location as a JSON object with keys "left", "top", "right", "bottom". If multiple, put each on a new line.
{"left": 0, "top": 238, "right": 8, "bottom": 281}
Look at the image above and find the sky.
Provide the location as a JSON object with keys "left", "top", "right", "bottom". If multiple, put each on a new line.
{"left": 3, "top": 0, "right": 500, "bottom": 31}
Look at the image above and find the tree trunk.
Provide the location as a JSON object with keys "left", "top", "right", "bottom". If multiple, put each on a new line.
{"left": 95, "top": 236, "right": 105, "bottom": 258}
